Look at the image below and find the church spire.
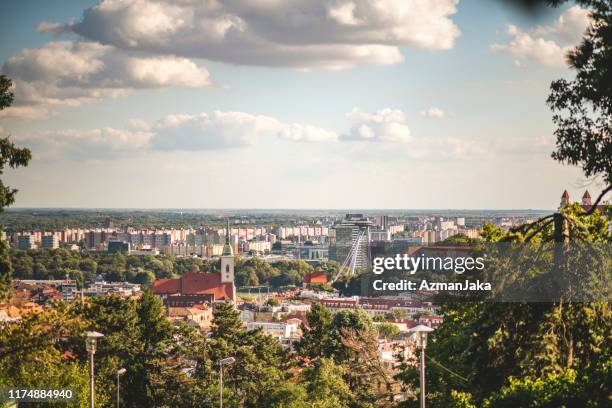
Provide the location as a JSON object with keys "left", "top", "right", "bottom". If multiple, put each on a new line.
{"left": 225, "top": 219, "right": 230, "bottom": 244}
{"left": 222, "top": 218, "right": 233, "bottom": 256}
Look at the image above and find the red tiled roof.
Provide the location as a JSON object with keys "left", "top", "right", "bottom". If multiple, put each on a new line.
{"left": 152, "top": 278, "right": 180, "bottom": 294}
{"left": 152, "top": 272, "right": 234, "bottom": 301}
{"left": 304, "top": 271, "right": 327, "bottom": 284}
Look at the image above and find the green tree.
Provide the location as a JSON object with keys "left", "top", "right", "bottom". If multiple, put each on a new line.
{"left": 207, "top": 301, "right": 289, "bottom": 407}
{"left": 295, "top": 303, "right": 333, "bottom": 360}
{"left": 376, "top": 322, "right": 401, "bottom": 340}
{"left": 0, "top": 303, "right": 90, "bottom": 407}
{"left": 211, "top": 301, "right": 243, "bottom": 340}
{"left": 261, "top": 382, "right": 310, "bottom": 408}
{"left": 0, "top": 75, "right": 32, "bottom": 303}
{"left": 304, "top": 358, "right": 353, "bottom": 408}
{"left": 547, "top": 0, "right": 612, "bottom": 187}
{"left": 326, "top": 309, "right": 374, "bottom": 362}
{"left": 398, "top": 209, "right": 611, "bottom": 407}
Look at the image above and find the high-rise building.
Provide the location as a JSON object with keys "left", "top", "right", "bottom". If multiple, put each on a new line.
{"left": 108, "top": 240, "right": 130, "bottom": 253}
{"left": 329, "top": 214, "right": 373, "bottom": 272}
{"left": 17, "top": 234, "right": 37, "bottom": 250}
{"left": 41, "top": 235, "right": 59, "bottom": 249}
{"left": 377, "top": 215, "right": 389, "bottom": 230}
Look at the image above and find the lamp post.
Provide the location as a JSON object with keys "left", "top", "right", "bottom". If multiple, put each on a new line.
{"left": 409, "top": 325, "right": 434, "bottom": 408}
{"left": 85, "top": 331, "right": 104, "bottom": 408}
{"left": 116, "top": 368, "right": 126, "bottom": 408}
{"left": 219, "top": 357, "right": 236, "bottom": 408}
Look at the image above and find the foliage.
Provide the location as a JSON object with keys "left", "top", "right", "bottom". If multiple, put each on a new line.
{"left": 482, "top": 370, "right": 588, "bottom": 407}
{"left": 0, "top": 75, "right": 31, "bottom": 214}
{"left": 0, "top": 75, "right": 31, "bottom": 303}
{"left": 296, "top": 304, "right": 375, "bottom": 365}
{"left": 304, "top": 358, "right": 353, "bottom": 408}
{"left": 0, "top": 304, "right": 90, "bottom": 407}
{"left": 376, "top": 322, "right": 401, "bottom": 340}
{"left": 547, "top": 0, "right": 612, "bottom": 184}
{"left": 265, "top": 298, "right": 281, "bottom": 307}
{"left": 397, "top": 207, "right": 611, "bottom": 407}
{"left": 208, "top": 301, "right": 291, "bottom": 407}
{"left": 295, "top": 302, "right": 333, "bottom": 360}
{"left": 6, "top": 248, "right": 317, "bottom": 290}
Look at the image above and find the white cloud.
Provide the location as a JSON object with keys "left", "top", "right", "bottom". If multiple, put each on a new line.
{"left": 11, "top": 106, "right": 553, "bottom": 163}
{"left": 150, "top": 112, "right": 282, "bottom": 150}
{"left": 328, "top": 2, "right": 362, "bottom": 26}
{"left": 491, "top": 6, "right": 590, "bottom": 68}
{"left": 13, "top": 110, "right": 339, "bottom": 159}
{"left": 13, "top": 128, "right": 154, "bottom": 160}
{"left": 341, "top": 107, "right": 411, "bottom": 143}
{"left": 420, "top": 107, "right": 446, "bottom": 118}
{"left": 40, "top": 0, "right": 461, "bottom": 69}
{"left": 278, "top": 124, "right": 338, "bottom": 143}
{"left": 127, "top": 118, "right": 152, "bottom": 130}
{"left": 152, "top": 111, "right": 339, "bottom": 149}
{"left": 0, "top": 106, "right": 51, "bottom": 120}
{"left": 532, "top": 6, "right": 590, "bottom": 44}
{"left": 1, "top": 40, "right": 211, "bottom": 118}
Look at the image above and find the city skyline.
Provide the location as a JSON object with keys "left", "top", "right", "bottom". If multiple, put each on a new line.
{"left": 0, "top": 0, "right": 602, "bottom": 209}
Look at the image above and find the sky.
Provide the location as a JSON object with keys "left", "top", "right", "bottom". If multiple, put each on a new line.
{"left": 0, "top": 0, "right": 601, "bottom": 210}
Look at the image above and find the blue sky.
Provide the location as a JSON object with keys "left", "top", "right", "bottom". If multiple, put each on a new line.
{"left": 0, "top": 0, "right": 596, "bottom": 209}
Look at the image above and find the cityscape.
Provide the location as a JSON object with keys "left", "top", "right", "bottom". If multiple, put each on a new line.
{"left": 1, "top": 188, "right": 608, "bottom": 406}
{"left": 0, "top": 0, "right": 610, "bottom": 407}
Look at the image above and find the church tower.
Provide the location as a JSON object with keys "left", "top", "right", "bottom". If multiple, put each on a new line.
{"left": 220, "top": 219, "right": 236, "bottom": 300}
{"left": 581, "top": 190, "right": 592, "bottom": 206}
{"left": 560, "top": 190, "right": 570, "bottom": 208}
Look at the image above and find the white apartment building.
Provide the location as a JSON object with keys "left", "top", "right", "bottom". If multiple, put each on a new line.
{"left": 246, "top": 321, "right": 299, "bottom": 340}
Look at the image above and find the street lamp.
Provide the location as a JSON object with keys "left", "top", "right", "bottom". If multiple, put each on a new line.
{"left": 409, "top": 325, "right": 434, "bottom": 408}
{"left": 85, "top": 331, "right": 104, "bottom": 408}
{"left": 219, "top": 357, "right": 236, "bottom": 408}
{"left": 116, "top": 368, "right": 126, "bottom": 408}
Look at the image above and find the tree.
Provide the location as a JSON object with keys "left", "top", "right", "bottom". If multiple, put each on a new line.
{"left": 0, "top": 303, "right": 91, "bottom": 407}
{"left": 385, "top": 308, "right": 409, "bottom": 321}
{"left": 295, "top": 303, "right": 333, "bottom": 360}
{"left": 304, "top": 358, "right": 353, "bottom": 408}
{"left": 207, "top": 301, "right": 290, "bottom": 407}
{"left": 0, "top": 75, "right": 32, "bottom": 212}
{"left": 547, "top": 0, "right": 612, "bottom": 187}
{"left": 261, "top": 382, "right": 310, "bottom": 408}
{"left": 0, "top": 75, "right": 32, "bottom": 303}
{"left": 265, "top": 298, "right": 281, "bottom": 307}
{"left": 397, "top": 208, "right": 611, "bottom": 407}
{"left": 121, "top": 291, "right": 181, "bottom": 407}
{"left": 326, "top": 309, "right": 374, "bottom": 362}
{"left": 211, "top": 301, "right": 244, "bottom": 340}
{"left": 480, "top": 222, "right": 505, "bottom": 243}
{"left": 376, "top": 323, "right": 401, "bottom": 340}
{"left": 342, "top": 327, "right": 396, "bottom": 406}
